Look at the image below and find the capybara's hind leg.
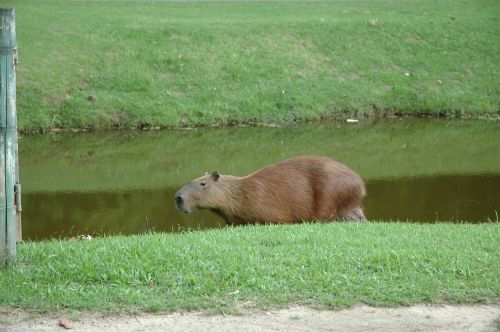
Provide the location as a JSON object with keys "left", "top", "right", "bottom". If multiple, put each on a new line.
{"left": 337, "top": 207, "right": 367, "bottom": 222}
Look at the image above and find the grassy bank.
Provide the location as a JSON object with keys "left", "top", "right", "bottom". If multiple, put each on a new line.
{"left": 1, "top": 223, "right": 499, "bottom": 313}
{"left": 6, "top": 0, "right": 500, "bottom": 132}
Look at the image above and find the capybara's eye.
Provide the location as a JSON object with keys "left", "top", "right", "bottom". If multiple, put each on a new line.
{"left": 200, "top": 182, "right": 207, "bottom": 187}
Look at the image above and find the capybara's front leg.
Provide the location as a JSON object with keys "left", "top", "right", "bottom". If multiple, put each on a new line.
{"left": 337, "top": 207, "right": 367, "bottom": 222}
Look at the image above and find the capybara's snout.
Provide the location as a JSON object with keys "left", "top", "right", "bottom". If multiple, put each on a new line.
{"left": 174, "top": 190, "right": 189, "bottom": 213}
{"left": 174, "top": 192, "right": 183, "bottom": 204}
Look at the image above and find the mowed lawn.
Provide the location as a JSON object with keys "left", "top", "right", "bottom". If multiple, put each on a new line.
{"left": 1, "top": 223, "right": 499, "bottom": 313}
{"left": 5, "top": 0, "right": 500, "bottom": 131}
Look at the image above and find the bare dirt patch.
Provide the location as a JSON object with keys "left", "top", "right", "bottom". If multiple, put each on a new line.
{"left": 1, "top": 304, "right": 499, "bottom": 332}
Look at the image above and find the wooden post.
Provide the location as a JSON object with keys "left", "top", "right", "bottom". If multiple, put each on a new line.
{"left": 0, "top": 8, "right": 18, "bottom": 265}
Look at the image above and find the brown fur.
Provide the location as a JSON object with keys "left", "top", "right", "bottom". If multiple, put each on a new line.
{"left": 174, "top": 156, "right": 366, "bottom": 225}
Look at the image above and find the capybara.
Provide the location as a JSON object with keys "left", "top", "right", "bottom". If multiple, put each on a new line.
{"left": 174, "top": 156, "right": 366, "bottom": 225}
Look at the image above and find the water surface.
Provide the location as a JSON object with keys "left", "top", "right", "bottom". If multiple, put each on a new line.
{"left": 20, "top": 119, "right": 500, "bottom": 240}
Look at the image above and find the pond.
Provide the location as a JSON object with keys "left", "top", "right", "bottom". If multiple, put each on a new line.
{"left": 20, "top": 118, "right": 500, "bottom": 240}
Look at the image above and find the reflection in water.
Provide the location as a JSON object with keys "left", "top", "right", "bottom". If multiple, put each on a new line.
{"left": 23, "top": 174, "right": 500, "bottom": 240}
{"left": 20, "top": 119, "right": 500, "bottom": 193}
{"left": 19, "top": 119, "right": 500, "bottom": 240}
{"left": 23, "top": 190, "right": 224, "bottom": 241}
{"left": 365, "top": 174, "right": 500, "bottom": 223}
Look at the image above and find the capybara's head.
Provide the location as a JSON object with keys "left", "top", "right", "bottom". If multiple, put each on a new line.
{"left": 175, "top": 171, "right": 222, "bottom": 213}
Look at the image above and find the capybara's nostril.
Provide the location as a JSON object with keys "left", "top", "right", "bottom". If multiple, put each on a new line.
{"left": 175, "top": 195, "right": 183, "bottom": 204}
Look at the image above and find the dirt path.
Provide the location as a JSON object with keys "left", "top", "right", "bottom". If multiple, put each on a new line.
{"left": 2, "top": 304, "right": 499, "bottom": 332}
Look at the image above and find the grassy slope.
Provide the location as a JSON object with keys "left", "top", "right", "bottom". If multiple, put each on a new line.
{"left": 1, "top": 223, "right": 499, "bottom": 313}
{"left": 7, "top": 0, "right": 500, "bottom": 131}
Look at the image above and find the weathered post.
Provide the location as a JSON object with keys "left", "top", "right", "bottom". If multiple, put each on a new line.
{"left": 0, "top": 8, "right": 18, "bottom": 265}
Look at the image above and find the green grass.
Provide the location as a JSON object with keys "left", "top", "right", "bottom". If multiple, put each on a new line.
{"left": 5, "top": 0, "right": 500, "bottom": 132}
{"left": 1, "top": 223, "right": 499, "bottom": 313}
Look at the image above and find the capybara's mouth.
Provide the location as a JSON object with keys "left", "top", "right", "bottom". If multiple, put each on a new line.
{"left": 175, "top": 204, "right": 187, "bottom": 213}
{"left": 179, "top": 206, "right": 197, "bottom": 213}
{"left": 174, "top": 201, "right": 193, "bottom": 214}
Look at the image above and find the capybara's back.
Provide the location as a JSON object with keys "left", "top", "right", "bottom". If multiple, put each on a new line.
{"left": 175, "top": 156, "right": 366, "bottom": 225}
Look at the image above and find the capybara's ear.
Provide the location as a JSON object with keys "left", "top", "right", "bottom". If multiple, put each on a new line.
{"left": 211, "top": 171, "right": 220, "bottom": 182}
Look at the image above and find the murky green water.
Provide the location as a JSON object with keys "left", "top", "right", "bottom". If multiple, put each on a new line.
{"left": 20, "top": 119, "right": 500, "bottom": 240}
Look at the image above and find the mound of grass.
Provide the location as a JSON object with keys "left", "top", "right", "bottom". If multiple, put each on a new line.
{"left": 5, "top": 0, "right": 500, "bottom": 131}
{"left": 1, "top": 223, "right": 499, "bottom": 313}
